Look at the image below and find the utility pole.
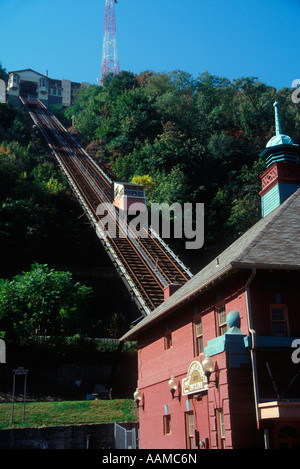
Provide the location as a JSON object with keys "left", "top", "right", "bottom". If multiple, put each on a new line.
{"left": 101, "top": 0, "right": 120, "bottom": 85}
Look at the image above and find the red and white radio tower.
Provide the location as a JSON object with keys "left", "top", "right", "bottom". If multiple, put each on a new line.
{"left": 100, "top": 0, "right": 120, "bottom": 85}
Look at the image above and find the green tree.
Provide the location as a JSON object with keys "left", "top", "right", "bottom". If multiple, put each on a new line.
{"left": 151, "top": 167, "right": 190, "bottom": 205}
{"left": 225, "top": 159, "right": 266, "bottom": 237}
{"left": 103, "top": 71, "right": 138, "bottom": 101}
{"left": 231, "top": 77, "right": 276, "bottom": 142}
{"left": 67, "top": 68, "right": 300, "bottom": 259}
{"left": 0, "top": 144, "right": 23, "bottom": 200}
{"left": 0, "top": 104, "right": 32, "bottom": 144}
{"left": 0, "top": 63, "right": 7, "bottom": 82}
{"left": 106, "top": 87, "right": 161, "bottom": 155}
{"left": 0, "top": 263, "right": 93, "bottom": 344}
{"left": 131, "top": 174, "right": 155, "bottom": 197}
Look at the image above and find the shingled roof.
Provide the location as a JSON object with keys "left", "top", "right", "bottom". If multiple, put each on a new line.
{"left": 121, "top": 188, "right": 300, "bottom": 341}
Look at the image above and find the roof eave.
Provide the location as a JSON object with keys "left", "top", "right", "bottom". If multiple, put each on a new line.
{"left": 120, "top": 263, "right": 235, "bottom": 342}
{"left": 120, "top": 261, "right": 300, "bottom": 342}
{"left": 8, "top": 69, "right": 48, "bottom": 79}
{"left": 232, "top": 261, "right": 300, "bottom": 271}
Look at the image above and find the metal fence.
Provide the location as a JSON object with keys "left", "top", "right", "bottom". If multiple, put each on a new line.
{"left": 114, "top": 423, "right": 137, "bottom": 449}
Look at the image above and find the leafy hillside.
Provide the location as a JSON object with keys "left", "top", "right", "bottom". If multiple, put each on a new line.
{"left": 1, "top": 66, "right": 299, "bottom": 347}
{"left": 61, "top": 70, "right": 299, "bottom": 269}
{"left": 0, "top": 100, "right": 77, "bottom": 275}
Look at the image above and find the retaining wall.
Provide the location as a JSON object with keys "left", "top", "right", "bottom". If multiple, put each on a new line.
{"left": 0, "top": 421, "right": 138, "bottom": 449}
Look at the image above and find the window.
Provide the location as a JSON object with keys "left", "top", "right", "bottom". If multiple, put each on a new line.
{"left": 124, "top": 187, "right": 144, "bottom": 198}
{"left": 215, "top": 305, "right": 227, "bottom": 336}
{"left": 185, "top": 412, "right": 195, "bottom": 449}
{"left": 270, "top": 305, "right": 289, "bottom": 336}
{"left": 278, "top": 426, "right": 300, "bottom": 449}
{"left": 194, "top": 316, "right": 203, "bottom": 356}
{"left": 216, "top": 409, "right": 226, "bottom": 449}
{"left": 163, "top": 415, "right": 171, "bottom": 435}
{"left": 164, "top": 331, "right": 172, "bottom": 350}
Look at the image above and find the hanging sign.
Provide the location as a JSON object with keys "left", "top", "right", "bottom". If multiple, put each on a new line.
{"left": 13, "top": 367, "right": 28, "bottom": 375}
{"left": 182, "top": 360, "right": 208, "bottom": 396}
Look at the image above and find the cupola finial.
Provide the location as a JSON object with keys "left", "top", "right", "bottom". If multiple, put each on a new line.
{"left": 259, "top": 101, "right": 300, "bottom": 218}
{"left": 273, "top": 101, "right": 282, "bottom": 136}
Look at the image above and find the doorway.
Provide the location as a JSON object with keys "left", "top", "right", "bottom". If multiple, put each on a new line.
{"left": 20, "top": 80, "right": 38, "bottom": 98}
{"left": 185, "top": 411, "right": 195, "bottom": 449}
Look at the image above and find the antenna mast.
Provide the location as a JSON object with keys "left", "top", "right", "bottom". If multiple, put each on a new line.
{"left": 101, "top": 0, "right": 120, "bottom": 85}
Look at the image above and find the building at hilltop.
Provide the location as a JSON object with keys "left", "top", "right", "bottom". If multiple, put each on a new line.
{"left": 121, "top": 103, "right": 300, "bottom": 450}
{"left": 6, "top": 69, "right": 89, "bottom": 108}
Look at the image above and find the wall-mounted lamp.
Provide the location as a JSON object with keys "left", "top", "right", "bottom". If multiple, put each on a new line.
{"left": 168, "top": 375, "right": 181, "bottom": 402}
{"left": 133, "top": 388, "right": 144, "bottom": 410}
{"left": 201, "top": 355, "right": 219, "bottom": 388}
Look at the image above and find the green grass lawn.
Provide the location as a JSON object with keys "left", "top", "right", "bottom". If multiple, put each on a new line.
{"left": 0, "top": 399, "right": 138, "bottom": 430}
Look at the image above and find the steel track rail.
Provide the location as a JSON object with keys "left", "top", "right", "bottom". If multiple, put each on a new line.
{"left": 31, "top": 106, "right": 165, "bottom": 311}
{"left": 24, "top": 101, "right": 154, "bottom": 315}
{"left": 23, "top": 98, "right": 193, "bottom": 315}
{"left": 35, "top": 110, "right": 167, "bottom": 292}
{"left": 38, "top": 106, "right": 192, "bottom": 286}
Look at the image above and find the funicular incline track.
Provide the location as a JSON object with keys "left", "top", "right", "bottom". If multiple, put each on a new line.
{"left": 22, "top": 97, "right": 193, "bottom": 316}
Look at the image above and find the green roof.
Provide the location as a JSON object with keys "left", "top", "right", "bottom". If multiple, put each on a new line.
{"left": 266, "top": 134, "right": 294, "bottom": 148}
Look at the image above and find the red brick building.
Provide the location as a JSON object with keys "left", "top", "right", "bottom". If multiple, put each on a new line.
{"left": 121, "top": 104, "right": 300, "bottom": 449}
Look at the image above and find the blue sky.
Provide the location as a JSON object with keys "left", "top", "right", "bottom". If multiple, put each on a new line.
{"left": 1, "top": 0, "right": 299, "bottom": 89}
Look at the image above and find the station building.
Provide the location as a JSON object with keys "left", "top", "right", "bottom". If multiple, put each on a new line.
{"left": 121, "top": 103, "right": 300, "bottom": 450}
{"left": 6, "top": 69, "right": 89, "bottom": 108}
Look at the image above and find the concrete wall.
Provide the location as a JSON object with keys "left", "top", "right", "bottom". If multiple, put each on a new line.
{"left": 62, "top": 79, "right": 71, "bottom": 107}
{"left": 0, "top": 422, "right": 138, "bottom": 449}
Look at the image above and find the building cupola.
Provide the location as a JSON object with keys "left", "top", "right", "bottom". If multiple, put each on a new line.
{"left": 259, "top": 101, "right": 300, "bottom": 217}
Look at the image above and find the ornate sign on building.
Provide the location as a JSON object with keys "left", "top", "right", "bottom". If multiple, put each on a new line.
{"left": 182, "top": 360, "right": 208, "bottom": 395}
